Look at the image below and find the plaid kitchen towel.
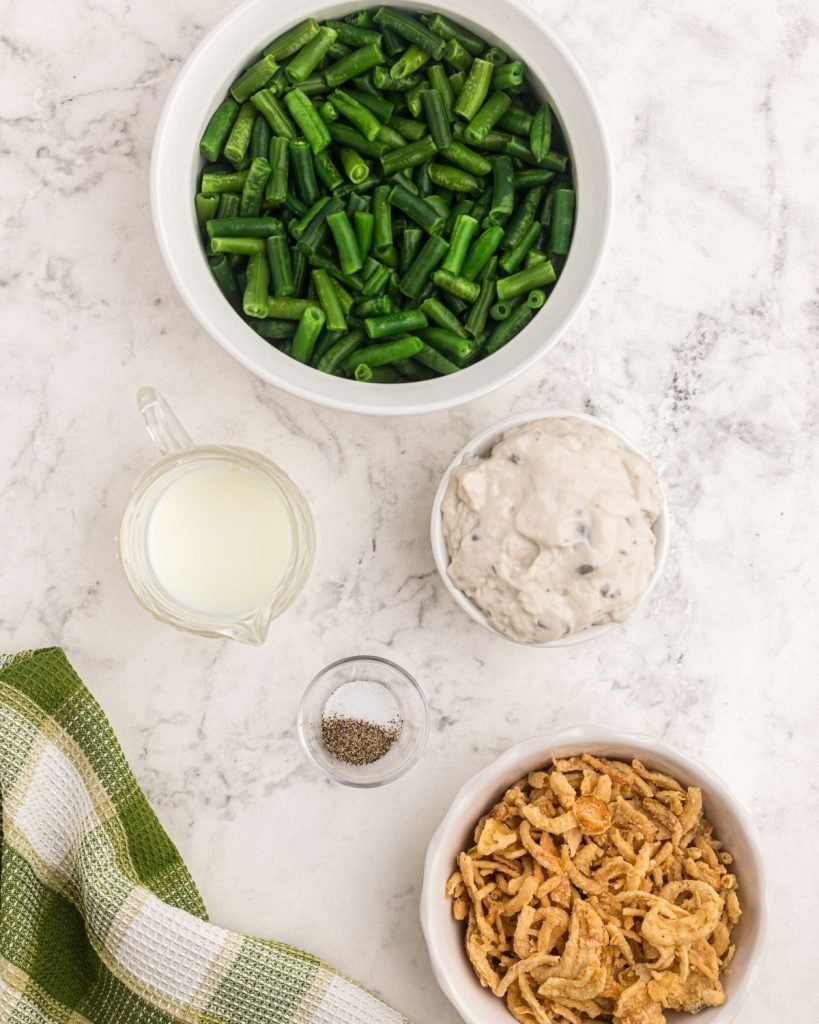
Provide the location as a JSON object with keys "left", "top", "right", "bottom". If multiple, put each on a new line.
{"left": 0, "top": 648, "right": 407, "bottom": 1024}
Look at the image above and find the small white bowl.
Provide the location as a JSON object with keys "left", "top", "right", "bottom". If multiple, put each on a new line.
{"left": 430, "top": 410, "right": 670, "bottom": 647}
{"left": 151, "top": 0, "right": 612, "bottom": 416}
{"left": 420, "top": 728, "right": 768, "bottom": 1024}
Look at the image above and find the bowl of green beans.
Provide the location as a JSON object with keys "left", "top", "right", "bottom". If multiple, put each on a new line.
{"left": 152, "top": 0, "right": 611, "bottom": 414}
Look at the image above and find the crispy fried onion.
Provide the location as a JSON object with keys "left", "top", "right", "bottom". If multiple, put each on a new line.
{"left": 446, "top": 755, "right": 741, "bottom": 1023}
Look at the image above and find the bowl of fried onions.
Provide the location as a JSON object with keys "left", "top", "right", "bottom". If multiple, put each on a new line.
{"left": 420, "top": 728, "right": 767, "bottom": 1024}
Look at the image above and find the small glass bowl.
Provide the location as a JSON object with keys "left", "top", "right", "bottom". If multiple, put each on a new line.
{"left": 297, "top": 656, "right": 429, "bottom": 788}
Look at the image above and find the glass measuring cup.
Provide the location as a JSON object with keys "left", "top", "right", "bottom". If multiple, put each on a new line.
{"left": 118, "top": 388, "right": 314, "bottom": 644}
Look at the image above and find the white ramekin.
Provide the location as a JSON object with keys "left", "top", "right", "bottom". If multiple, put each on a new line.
{"left": 151, "top": 0, "right": 612, "bottom": 415}
{"left": 430, "top": 410, "right": 670, "bottom": 647}
{"left": 420, "top": 727, "right": 768, "bottom": 1024}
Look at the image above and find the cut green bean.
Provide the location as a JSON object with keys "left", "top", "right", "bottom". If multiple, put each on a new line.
{"left": 488, "top": 154, "right": 514, "bottom": 223}
{"left": 372, "top": 184, "right": 394, "bottom": 253}
{"left": 501, "top": 186, "right": 544, "bottom": 249}
{"left": 464, "top": 91, "right": 511, "bottom": 145}
{"left": 288, "top": 140, "right": 320, "bottom": 204}
{"left": 331, "top": 277, "right": 355, "bottom": 314}
{"left": 313, "top": 149, "right": 344, "bottom": 192}
{"left": 505, "top": 135, "right": 568, "bottom": 170}
{"left": 355, "top": 364, "right": 403, "bottom": 382}
{"left": 223, "top": 102, "right": 257, "bottom": 166}
{"left": 529, "top": 104, "right": 552, "bottom": 163}
{"left": 239, "top": 157, "right": 271, "bottom": 216}
{"left": 461, "top": 223, "right": 505, "bottom": 279}
{"left": 496, "top": 106, "right": 532, "bottom": 136}
{"left": 216, "top": 192, "right": 241, "bottom": 218}
{"left": 388, "top": 114, "right": 428, "bottom": 141}
{"left": 249, "top": 114, "right": 271, "bottom": 161}
{"left": 483, "top": 47, "right": 507, "bottom": 66}
{"left": 400, "top": 226, "right": 423, "bottom": 271}
{"left": 373, "top": 67, "right": 423, "bottom": 93}
{"left": 414, "top": 341, "right": 459, "bottom": 374}
{"left": 266, "top": 231, "right": 295, "bottom": 296}
{"left": 354, "top": 294, "right": 393, "bottom": 316}
{"left": 440, "top": 141, "right": 491, "bottom": 177}
{"left": 196, "top": 193, "right": 219, "bottom": 225}
{"left": 454, "top": 58, "right": 493, "bottom": 121}
{"left": 550, "top": 188, "right": 575, "bottom": 254}
{"left": 492, "top": 61, "right": 525, "bottom": 91}
{"left": 441, "top": 214, "right": 478, "bottom": 274}
{"left": 331, "top": 89, "right": 382, "bottom": 141}
{"left": 420, "top": 87, "right": 452, "bottom": 149}
{"left": 391, "top": 44, "right": 431, "bottom": 80}
{"left": 316, "top": 329, "right": 366, "bottom": 373}
{"left": 253, "top": 318, "right": 297, "bottom": 340}
{"left": 399, "top": 233, "right": 449, "bottom": 297}
{"left": 209, "top": 254, "right": 241, "bottom": 307}
{"left": 231, "top": 54, "right": 279, "bottom": 103}
{"left": 420, "top": 296, "right": 468, "bottom": 336}
{"left": 443, "top": 38, "right": 472, "bottom": 71}
{"left": 427, "top": 64, "right": 455, "bottom": 120}
{"left": 380, "top": 136, "right": 437, "bottom": 176}
{"left": 329, "top": 123, "right": 388, "bottom": 158}
{"left": 342, "top": 334, "right": 424, "bottom": 371}
{"left": 267, "top": 296, "right": 321, "bottom": 319}
{"left": 513, "top": 168, "right": 554, "bottom": 189}
{"left": 242, "top": 251, "right": 270, "bottom": 317}
{"left": 210, "top": 236, "right": 265, "bottom": 255}
{"left": 373, "top": 8, "right": 446, "bottom": 59}
{"left": 291, "top": 305, "right": 326, "bottom": 362}
{"left": 284, "top": 89, "right": 331, "bottom": 153}
{"left": 388, "top": 183, "right": 445, "bottom": 234}
{"left": 420, "top": 327, "right": 476, "bottom": 365}
{"left": 326, "top": 210, "right": 363, "bottom": 274}
{"left": 427, "top": 163, "right": 481, "bottom": 193}
{"left": 465, "top": 257, "right": 497, "bottom": 337}
{"left": 324, "top": 19, "right": 382, "bottom": 47}
{"left": 340, "top": 146, "right": 369, "bottom": 184}
{"left": 490, "top": 300, "right": 512, "bottom": 320}
{"left": 312, "top": 268, "right": 347, "bottom": 330}
{"left": 499, "top": 221, "right": 541, "bottom": 273}
{"left": 424, "top": 13, "right": 483, "bottom": 56}
{"left": 379, "top": 25, "right": 406, "bottom": 55}
{"left": 250, "top": 89, "right": 297, "bottom": 139}
{"left": 526, "top": 288, "right": 546, "bottom": 309}
{"left": 286, "top": 26, "right": 338, "bottom": 83}
{"left": 484, "top": 300, "right": 533, "bottom": 354}
{"left": 354, "top": 210, "right": 374, "bottom": 259}
{"left": 432, "top": 268, "right": 480, "bottom": 302}
{"left": 206, "top": 216, "right": 282, "bottom": 238}
{"left": 360, "top": 259, "right": 392, "bottom": 295}
{"left": 200, "top": 97, "right": 240, "bottom": 162}
{"left": 348, "top": 88, "right": 394, "bottom": 123}
{"left": 324, "top": 43, "right": 386, "bottom": 88}
{"left": 496, "top": 259, "right": 556, "bottom": 300}
{"left": 377, "top": 124, "right": 408, "bottom": 149}
{"left": 264, "top": 19, "right": 321, "bottom": 60}
{"left": 364, "top": 308, "right": 428, "bottom": 338}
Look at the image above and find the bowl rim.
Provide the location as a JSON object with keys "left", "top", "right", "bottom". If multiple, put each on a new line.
{"left": 419, "top": 726, "right": 769, "bottom": 1024}
{"left": 150, "top": 0, "right": 613, "bottom": 415}
{"left": 296, "top": 654, "right": 430, "bottom": 787}
{"left": 429, "top": 409, "right": 671, "bottom": 647}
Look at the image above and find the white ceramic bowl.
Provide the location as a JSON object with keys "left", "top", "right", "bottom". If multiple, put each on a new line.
{"left": 420, "top": 727, "right": 768, "bottom": 1024}
{"left": 151, "top": 0, "right": 612, "bottom": 415}
{"left": 430, "top": 410, "right": 670, "bottom": 647}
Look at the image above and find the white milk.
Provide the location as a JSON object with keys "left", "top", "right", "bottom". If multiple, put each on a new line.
{"left": 146, "top": 462, "right": 293, "bottom": 614}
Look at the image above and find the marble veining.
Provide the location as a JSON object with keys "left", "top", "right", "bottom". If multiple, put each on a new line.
{"left": 1, "top": 0, "right": 818, "bottom": 1019}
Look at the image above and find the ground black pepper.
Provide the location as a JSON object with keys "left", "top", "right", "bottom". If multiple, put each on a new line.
{"left": 321, "top": 714, "right": 402, "bottom": 766}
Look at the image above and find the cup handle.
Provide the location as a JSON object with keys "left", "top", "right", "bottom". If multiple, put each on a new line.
{"left": 137, "top": 387, "right": 194, "bottom": 455}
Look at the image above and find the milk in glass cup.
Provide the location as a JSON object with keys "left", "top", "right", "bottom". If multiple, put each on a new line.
{"left": 118, "top": 388, "right": 314, "bottom": 644}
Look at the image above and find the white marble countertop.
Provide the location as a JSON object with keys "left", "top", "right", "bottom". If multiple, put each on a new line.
{"left": 2, "top": 0, "right": 818, "bottom": 1018}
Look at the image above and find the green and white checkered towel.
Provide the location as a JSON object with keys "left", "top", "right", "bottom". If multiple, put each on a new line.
{"left": 0, "top": 648, "right": 408, "bottom": 1024}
